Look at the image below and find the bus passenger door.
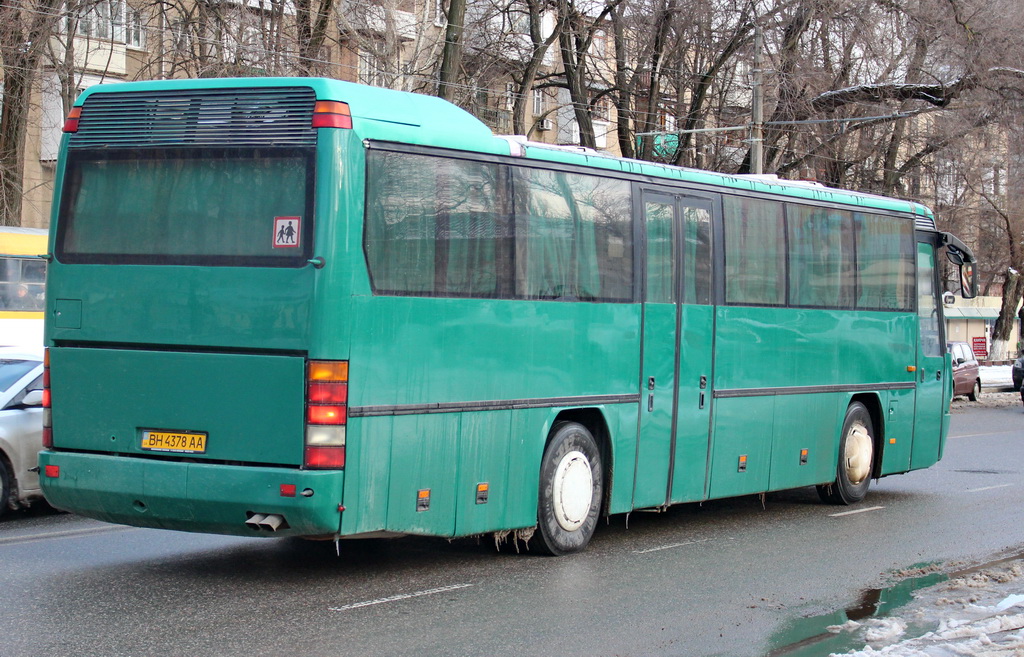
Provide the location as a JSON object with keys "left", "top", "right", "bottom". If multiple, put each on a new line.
{"left": 634, "top": 191, "right": 715, "bottom": 509}
{"left": 911, "top": 240, "right": 948, "bottom": 469}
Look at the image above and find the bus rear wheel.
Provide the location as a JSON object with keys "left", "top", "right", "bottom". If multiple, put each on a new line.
{"left": 818, "top": 402, "right": 874, "bottom": 505}
{"left": 535, "top": 422, "right": 603, "bottom": 556}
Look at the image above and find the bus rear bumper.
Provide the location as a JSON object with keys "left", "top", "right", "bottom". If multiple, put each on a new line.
{"left": 38, "top": 451, "right": 345, "bottom": 538}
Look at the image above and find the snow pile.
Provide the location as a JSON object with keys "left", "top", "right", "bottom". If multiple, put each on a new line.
{"left": 829, "top": 562, "right": 1024, "bottom": 656}
{"left": 980, "top": 365, "right": 1014, "bottom": 387}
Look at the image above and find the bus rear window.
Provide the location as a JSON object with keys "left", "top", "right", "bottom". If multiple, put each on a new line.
{"left": 56, "top": 148, "right": 314, "bottom": 266}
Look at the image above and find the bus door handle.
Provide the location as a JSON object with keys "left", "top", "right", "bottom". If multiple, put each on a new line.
{"left": 647, "top": 377, "right": 655, "bottom": 412}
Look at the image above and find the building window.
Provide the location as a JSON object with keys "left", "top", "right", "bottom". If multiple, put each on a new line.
{"left": 532, "top": 88, "right": 544, "bottom": 116}
{"left": 359, "top": 51, "right": 385, "bottom": 87}
{"left": 75, "top": 0, "right": 121, "bottom": 41}
{"left": 70, "top": 0, "right": 145, "bottom": 45}
{"left": 126, "top": 6, "right": 145, "bottom": 48}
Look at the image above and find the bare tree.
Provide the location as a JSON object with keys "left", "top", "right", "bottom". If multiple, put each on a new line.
{"left": 296, "top": 0, "right": 335, "bottom": 74}
{"left": 553, "top": 0, "right": 623, "bottom": 148}
{"left": 0, "top": 0, "right": 64, "bottom": 225}
{"left": 437, "top": 0, "right": 466, "bottom": 100}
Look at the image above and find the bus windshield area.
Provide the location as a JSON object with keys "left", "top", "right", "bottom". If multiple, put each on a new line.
{"left": 56, "top": 147, "right": 314, "bottom": 266}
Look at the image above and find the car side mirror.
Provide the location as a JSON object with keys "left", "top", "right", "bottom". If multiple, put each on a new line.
{"left": 956, "top": 357, "right": 966, "bottom": 365}
{"left": 20, "top": 389, "right": 43, "bottom": 407}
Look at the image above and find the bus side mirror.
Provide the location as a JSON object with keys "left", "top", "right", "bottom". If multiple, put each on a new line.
{"left": 946, "top": 247, "right": 977, "bottom": 299}
{"left": 959, "top": 262, "right": 977, "bottom": 299}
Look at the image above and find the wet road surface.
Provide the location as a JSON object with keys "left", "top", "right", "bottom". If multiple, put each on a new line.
{"left": 1, "top": 404, "right": 1022, "bottom": 657}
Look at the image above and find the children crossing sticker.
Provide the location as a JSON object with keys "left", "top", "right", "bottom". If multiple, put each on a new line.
{"left": 274, "top": 216, "right": 301, "bottom": 248}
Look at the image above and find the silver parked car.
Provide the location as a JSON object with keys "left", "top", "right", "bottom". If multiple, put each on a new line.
{"left": 0, "top": 347, "right": 44, "bottom": 517}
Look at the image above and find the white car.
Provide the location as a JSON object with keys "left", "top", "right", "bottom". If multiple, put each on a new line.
{"left": 0, "top": 347, "right": 44, "bottom": 517}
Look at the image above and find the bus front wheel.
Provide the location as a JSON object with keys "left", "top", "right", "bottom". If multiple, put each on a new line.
{"left": 535, "top": 422, "right": 603, "bottom": 556}
{"left": 817, "top": 402, "right": 874, "bottom": 505}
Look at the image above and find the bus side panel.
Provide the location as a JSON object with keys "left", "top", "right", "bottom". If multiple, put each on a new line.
{"left": 346, "top": 297, "right": 640, "bottom": 411}
{"left": 710, "top": 307, "right": 917, "bottom": 497}
{"left": 880, "top": 389, "right": 914, "bottom": 475}
{"left": 339, "top": 417, "right": 393, "bottom": 536}
{"left": 453, "top": 410, "right": 512, "bottom": 536}
{"left": 504, "top": 408, "right": 553, "bottom": 533}
{"left": 768, "top": 393, "right": 841, "bottom": 490}
{"left": 714, "top": 308, "right": 917, "bottom": 393}
{"left": 385, "top": 413, "right": 460, "bottom": 537}
{"left": 605, "top": 402, "right": 640, "bottom": 515}
{"left": 708, "top": 396, "right": 774, "bottom": 498}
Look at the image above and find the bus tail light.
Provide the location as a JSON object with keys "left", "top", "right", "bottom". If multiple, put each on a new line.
{"left": 42, "top": 348, "right": 52, "bottom": 448}
{"left": 305, "top": 360, "right": 348, "bottom": 469}
{"left": 63, "top": 107, "right": 82, "bottom": 133}
{"left": 312, "top": 101, "right": 352, "bottom": 129}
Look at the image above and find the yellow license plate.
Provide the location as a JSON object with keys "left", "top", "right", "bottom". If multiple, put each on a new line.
{"left": 141, "top": 430, "right": 207, "bottom": 454}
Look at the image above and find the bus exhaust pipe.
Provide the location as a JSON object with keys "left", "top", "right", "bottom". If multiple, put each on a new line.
{"left": 259, "top": 514, "right": 286, "bottom": 532}
{"left": 244, "top": 513, "right": 287, "bottom": 531}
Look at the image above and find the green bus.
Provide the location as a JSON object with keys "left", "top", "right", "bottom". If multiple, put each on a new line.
{"left": 39, "top": 78, "right": 977, "bottom": 555}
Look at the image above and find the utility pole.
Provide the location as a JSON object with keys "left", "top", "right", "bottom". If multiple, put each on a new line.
{"left": 750, "top": 23, "right": 764, "bottom": 175}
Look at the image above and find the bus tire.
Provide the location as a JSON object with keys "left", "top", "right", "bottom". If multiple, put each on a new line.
{"left": 817, "top": 402, "right": 874, "bottom": 505}
{"left": 535, "top": 422, "right": 603, "bottom": 556}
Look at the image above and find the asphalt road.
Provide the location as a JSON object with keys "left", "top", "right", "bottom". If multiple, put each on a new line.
{"left": 1, "top": 403, "right": 1022, "bottom": 657}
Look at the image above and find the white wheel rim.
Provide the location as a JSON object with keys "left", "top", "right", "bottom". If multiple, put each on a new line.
{"left": 551, "top": 450, "right": 593, "bottom": 531}
{"left": 845, "top": 422, "right": 872, "bottom": 485}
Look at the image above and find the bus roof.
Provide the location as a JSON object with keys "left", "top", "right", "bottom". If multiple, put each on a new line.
{"left": 75, "top": 77, "right": 933, "bottom": 221}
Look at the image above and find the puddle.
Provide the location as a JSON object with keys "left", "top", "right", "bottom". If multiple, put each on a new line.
{"left": 767, "top": 551, "right": 1024, "bottom": 656}
{"left": 766, "top": 567, "right": 947, "bottom": 656}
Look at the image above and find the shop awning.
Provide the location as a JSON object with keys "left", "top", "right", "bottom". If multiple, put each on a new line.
{"left": 944, "top": 307, "right": 1002, "bottom": 319}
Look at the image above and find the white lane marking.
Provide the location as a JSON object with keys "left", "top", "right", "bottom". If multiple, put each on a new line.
{"left": 0, "top": 524, "right": 136, "bottom": 546}
{"left": 828, "top": 506, "right": 885, "bottom": 517}
{"left": 634, "top": 538, "right": 714, "bottom": 554}
{"left": 966, "top": 484, "right": 1014, "bottom": 493}
{"left": 329, "top": 583, "right": 473, "bottom": 612}
{"left": 950, "top": 430, "right": 1024, "bottom": 440}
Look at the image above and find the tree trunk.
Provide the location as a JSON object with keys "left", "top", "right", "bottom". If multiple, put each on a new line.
{"left": 0, "top": 0, "right": 62, "bottom": 225}
{"left": 437, "top": 0, "right": 467, "bottom": 102}
{"left": 558, "top": 4, "right": 595, "bottom": 148}
{"left": 636, "top": 0, "right": 675, "bottom": 160}
{"left": 512, "top": 0, "right": 561, "bottom": 136}
{"left": 294, "top": 0, "right": 334, "bottom": 75}
{"left": 992, "top": 268, "right": 1024, "bottom": 360}
{"left": 611, "top": 7, "right": 634, "bottom": 158}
